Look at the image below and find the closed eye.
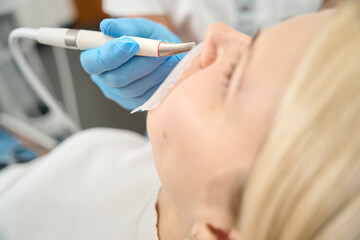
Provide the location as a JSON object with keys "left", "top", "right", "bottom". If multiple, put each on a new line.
{"left": 222, "top": 61, "right": 239, "bottom": 89}
{"left": 227, "top": 31, "right": 261, "bottom": 92}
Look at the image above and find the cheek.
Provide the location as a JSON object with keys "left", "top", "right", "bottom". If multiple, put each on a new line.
{"left": 147, "top": 84, "right": 202, "bottom": 167}
{"left": 147, "top": 91, "right": 202, "bottom": 206}
{"left": 147, "top": 77, "right": 222, "bottom": 198}
{"left": 147, "top": 68, "right": 240, "bottom": 206}
{"left": 147, "top": 67, "right": 228, "bottom": 157}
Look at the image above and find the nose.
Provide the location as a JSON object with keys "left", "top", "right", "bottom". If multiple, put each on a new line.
{"left": 200, "top": 23, "right": 251, "bottom": 69}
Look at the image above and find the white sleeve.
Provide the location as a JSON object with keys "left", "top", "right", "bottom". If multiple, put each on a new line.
{"left": 102, "top": 0, "right": 166, "bottom": 17}
{"left": 162, "top": 0, "right": 237, "bottom": 42}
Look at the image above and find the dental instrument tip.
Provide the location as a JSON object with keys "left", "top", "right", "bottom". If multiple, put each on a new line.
{"left": 158, "top": 42, "right": 197, "bottom": 57}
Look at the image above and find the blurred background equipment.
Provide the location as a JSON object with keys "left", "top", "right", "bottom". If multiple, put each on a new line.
{"left": 102, "top": 0, "right": 326, "bottom": 41}
{"left": 0, "top": 0, "right": 147, "bottom": 169}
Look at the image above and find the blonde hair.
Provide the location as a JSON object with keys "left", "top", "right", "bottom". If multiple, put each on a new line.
{"left": 240, "top": 1, "right": 360, "bottom": 239}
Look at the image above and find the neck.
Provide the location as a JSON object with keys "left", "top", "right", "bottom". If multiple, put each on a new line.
{"left": 156, "top": 188, "right": 237, "bottom": 240}
{"left": 157, "top": 189, "right": 192, "bottom": 240}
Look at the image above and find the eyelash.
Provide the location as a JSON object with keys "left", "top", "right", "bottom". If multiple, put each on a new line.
{"left": 221, "top": 32, "right": 260, "bottom": 90}
{"left": 222, "top": 61, "right": 238, "bottom": 88}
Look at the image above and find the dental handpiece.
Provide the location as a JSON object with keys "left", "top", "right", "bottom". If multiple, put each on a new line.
{"left": 36, "top": 28, "right": 196, "bottom": 57}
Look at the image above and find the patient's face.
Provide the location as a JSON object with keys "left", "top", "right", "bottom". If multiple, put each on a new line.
{"left": 147, "top": 11, "right": 331, "bottom": 223}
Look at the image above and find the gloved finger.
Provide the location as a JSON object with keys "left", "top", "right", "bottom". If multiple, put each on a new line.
{"left": 97, "top": 56, "right": 168, "bottom": 88}
{"left": 80, "top": 36, "right": 139, "bottom": 75}
{"left": 91, "top": 75, "right": 112, "bottom": 98}
{"left": 100, "top": 18, "right": 181, "bottom": 43}
{"left": 114, "top": 83, "right": 162, "bottom": 110}
{"left": 106, "top": 62, "right": 174, "bottom": 98}
{"left": 92, "top": 75, "right": 161, "bottom": 110}
{"left": 95, "top": 55, "right": 178, "bottom": 98}
{"left": 115, "top": 81, "right": 160, "bottom": 110}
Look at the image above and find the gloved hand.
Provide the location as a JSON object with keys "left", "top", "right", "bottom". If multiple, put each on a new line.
{"left": 80, "top": 18, "right": 185, "bottom": 110}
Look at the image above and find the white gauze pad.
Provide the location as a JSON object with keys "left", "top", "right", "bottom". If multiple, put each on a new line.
{"left": 131, "top": 42, "right": 204, "bottom": 113}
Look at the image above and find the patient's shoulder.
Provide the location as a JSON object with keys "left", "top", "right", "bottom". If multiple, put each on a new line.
{"left": 58, "top": 128, "right": 148, "bottom": 150}
{"left": 43, "top": 128, "right": 149, "bottom": 161}
{"left": 0, "top": 128, "right": 155, "bottom": 192}
{"left": 0, "top": 128, "right": 160, "bottom": 239}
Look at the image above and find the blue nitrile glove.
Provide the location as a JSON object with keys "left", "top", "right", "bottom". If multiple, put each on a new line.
{"left": 80, "top": 18, "right": 185, "bottom": 110}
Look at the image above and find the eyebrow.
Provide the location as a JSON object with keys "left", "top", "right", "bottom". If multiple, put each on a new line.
{"left": 243, "top": 30, "right": 261, "bottom": 64}
{"left": 251, "top": 30, "right": 261, "bottom": 45}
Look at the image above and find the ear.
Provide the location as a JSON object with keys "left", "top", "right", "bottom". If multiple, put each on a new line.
{"left": 188, "top": 222, "right": 241, "bottom": 240}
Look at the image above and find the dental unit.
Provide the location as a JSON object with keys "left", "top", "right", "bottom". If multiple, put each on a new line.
{"left": 11, "top": 28, "right": 196, "bottom": 56}
{"left": 8, "top": 27, "right": 200, "bottom": 143}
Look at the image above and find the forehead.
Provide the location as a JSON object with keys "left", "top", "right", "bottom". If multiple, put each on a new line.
{"left": 254, "top": 10, "right": 333, "bottom": 58}
{"left": 243, "top": 11, "right": 332, "bottom": 86}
